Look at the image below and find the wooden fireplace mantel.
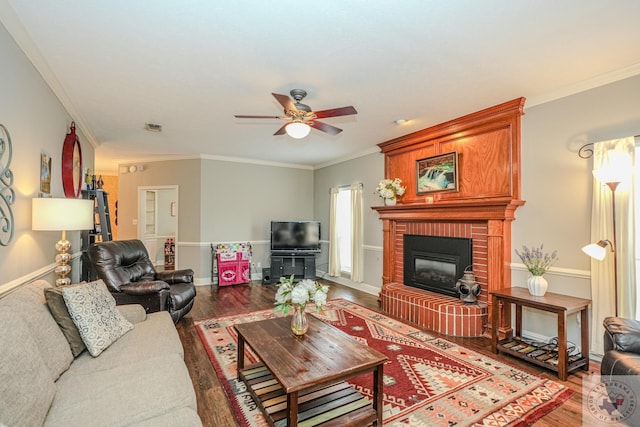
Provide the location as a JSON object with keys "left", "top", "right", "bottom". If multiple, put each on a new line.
{"left": 373, "top": 98, "right": 526, "bottom": 338}
{"left": 373, "top": 198, "right": 525, "bottom": 222}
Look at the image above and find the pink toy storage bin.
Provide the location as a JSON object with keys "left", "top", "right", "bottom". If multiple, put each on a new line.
{"left": 211, "top": 242, "right": 251, "bottom": 286}
{"left": 217, "top": 252, "right": 250, "bottom": 286}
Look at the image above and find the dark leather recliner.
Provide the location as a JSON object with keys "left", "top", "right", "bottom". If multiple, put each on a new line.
{"left": 601, "top": 316, "right": 640, "bottom": 376}
{"left": 86, "top": 239, "right": 196, "bottom": 323}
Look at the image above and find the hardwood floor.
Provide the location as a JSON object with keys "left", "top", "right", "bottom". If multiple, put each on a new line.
{"left": 176, "top": 280, "right": 598, "bottom": 426}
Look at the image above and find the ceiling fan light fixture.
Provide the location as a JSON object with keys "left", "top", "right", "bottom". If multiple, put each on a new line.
{"left": 285, "top": 121, "right": 311, "bottom": 139}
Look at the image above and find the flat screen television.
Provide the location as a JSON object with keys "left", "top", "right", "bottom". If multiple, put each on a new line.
{"left": 270, "top": 221, "right": 321, "bottom": 254}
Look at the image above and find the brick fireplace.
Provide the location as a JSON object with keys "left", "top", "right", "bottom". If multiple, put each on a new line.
{"left": 373, "top": 98, "right": 526, "bottom": 338}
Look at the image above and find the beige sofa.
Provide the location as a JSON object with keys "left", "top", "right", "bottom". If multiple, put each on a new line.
{"left": 0, "top": 280, "right": 202, "bottom": 427}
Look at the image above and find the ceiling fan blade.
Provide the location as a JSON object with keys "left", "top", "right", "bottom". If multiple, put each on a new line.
{"left": 310, "top": 121, "right": 342, "bottom": 135}
{"left": 273, "top": 123, "right": 288, "bottom": 136}
{"left": 234, "top": 115, "right": 286, "bottom": 119}
{"left": 313, "top": 106, "right": 357, "bottom": 119}
{"left": 272, "top": 93, "right": 297, "bottom": 113}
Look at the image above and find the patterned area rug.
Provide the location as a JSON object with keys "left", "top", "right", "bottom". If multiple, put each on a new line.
{"left": 195, "top": 299, "right": 573, "bottom": 426}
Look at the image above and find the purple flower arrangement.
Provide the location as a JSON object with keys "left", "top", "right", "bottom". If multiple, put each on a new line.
{"left": 514, "top": 244, "right": 558, "bottom": 276}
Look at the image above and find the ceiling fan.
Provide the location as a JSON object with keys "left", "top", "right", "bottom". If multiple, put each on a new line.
{"left": 234, "top": 89, "right": 357, "bottom": 138}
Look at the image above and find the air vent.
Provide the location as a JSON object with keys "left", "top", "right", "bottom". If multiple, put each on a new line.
{"left": 144, "top": 123, "right": 162, "bottom": 132}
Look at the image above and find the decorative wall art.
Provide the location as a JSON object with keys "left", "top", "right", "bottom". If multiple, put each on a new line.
{"left": 40, "top": 151, "right": 52, "bottom": 196}
{"left": 0, "top": 124, "right": 15, "bottom": 246}
{"left": 62, "top": 122, "right": 83, "bottom": 198}
{"left": 416, "top": 152, "right": 459, "bottom": 194}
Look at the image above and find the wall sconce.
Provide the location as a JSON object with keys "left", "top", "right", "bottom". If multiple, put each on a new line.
{"left": 128, "top": 164, "right": 145, "bottom": 173}
{"left": 119, "top": 164, "right": 145, "bottom": 174}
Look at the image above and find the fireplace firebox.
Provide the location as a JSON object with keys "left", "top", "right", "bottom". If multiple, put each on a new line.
{"left": 403, "top": 235, "right": 472, "bottom": 298}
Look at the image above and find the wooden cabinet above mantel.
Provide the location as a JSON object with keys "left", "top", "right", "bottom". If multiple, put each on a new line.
{"left": 378, "top": 97, "right": 525, "bottom": 206}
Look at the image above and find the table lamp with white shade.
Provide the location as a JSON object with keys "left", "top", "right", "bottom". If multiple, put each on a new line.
{"left": 32, "top": 197, "right": 94, "bottom": 286}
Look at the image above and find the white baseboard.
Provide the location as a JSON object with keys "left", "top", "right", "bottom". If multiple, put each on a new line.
{"left": 316, "top": 271, "right": 380, "bottom": 296}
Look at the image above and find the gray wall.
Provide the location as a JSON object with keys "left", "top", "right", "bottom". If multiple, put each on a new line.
{"left": 0, "top": 21, "right": 95, "bottom": 292}
{"left": 200, "top": 158, "right": 314, "bottom": 278}
{"left": 313, "top": 152, "right": 384, "bottom": 292}
{"left": 515, "top": 74, "right": 640, "bottom": 349}
{"left": 117, "top": 157, "right": 314, "bottom": 282}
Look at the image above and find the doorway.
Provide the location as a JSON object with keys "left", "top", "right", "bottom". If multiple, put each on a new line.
{"left": 138, "top": 186, "right": 179, "bottom": 269}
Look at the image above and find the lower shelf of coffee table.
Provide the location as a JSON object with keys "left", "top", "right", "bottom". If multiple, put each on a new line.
{"left": 239, "top": 364, "right": 377, "bottom": 427}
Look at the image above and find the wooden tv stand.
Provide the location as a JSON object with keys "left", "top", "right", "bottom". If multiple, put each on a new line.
{"left": 270, "top": 253, "right": 316, "bottom": 283}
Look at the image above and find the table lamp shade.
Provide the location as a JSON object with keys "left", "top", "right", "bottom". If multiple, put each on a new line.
{"left": 32, "top": 198, "right": 94, "bottom": 231}
{"left": 32, "top": 197, "right": 94, "bottom": 287}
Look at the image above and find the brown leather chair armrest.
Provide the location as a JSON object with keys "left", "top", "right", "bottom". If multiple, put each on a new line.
{"left": 156, "top": 269, "right": 194, "bottom": 284}
{"left": 119, "top": 281, "right": 171, "bottom": 295}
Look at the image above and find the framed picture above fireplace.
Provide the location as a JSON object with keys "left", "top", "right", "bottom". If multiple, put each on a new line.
{"left": 416, "top": 152, "right": 458, "bottom": 194}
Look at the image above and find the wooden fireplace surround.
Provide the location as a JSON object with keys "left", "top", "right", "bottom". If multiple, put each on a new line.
{"left": 373, "top": 98, "right": 526, "bottom": 337}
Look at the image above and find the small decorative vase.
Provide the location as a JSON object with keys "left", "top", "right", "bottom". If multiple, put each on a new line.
{"left": 527, "top": 275, "right": 548, "bottom": 296}
{"left": 384, "top": 197, "right": 397, "bottom": 206}
{"left": 291, "top": 305, "right": 309, "bottom": 336}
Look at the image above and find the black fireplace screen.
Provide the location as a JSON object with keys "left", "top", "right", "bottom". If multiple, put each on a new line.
{"left": 403, "top": 235, "right": 472, "bottom": 297}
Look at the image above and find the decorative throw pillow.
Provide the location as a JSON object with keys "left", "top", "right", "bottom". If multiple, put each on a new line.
{"left": 44, "top": 287, "right": 86, "bottom": 357}
{"left": 62, "top": 280, "right": 134, "bottom": 357}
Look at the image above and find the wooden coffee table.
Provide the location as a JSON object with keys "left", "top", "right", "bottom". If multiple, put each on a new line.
{"left": 235, "top": 315, "right": 387, "bottom": 427}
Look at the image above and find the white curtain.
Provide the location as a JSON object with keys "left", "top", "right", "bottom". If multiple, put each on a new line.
{"left": 350, "top": 184, "right": 364, "bottom": 282}
{"left": 589, "top": 138, "right": 636, "bottom": 355}
{"left": 328, "top": 187, "right": 341, "bottom": 277}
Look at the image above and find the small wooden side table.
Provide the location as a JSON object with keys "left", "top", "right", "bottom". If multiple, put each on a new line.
{"left": 490, "top": 287, "right": 591, "bottom": 381}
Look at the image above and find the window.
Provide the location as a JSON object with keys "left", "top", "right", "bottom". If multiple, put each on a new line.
{"left": 336, "top": 188, "right": 352, "bottom": 274}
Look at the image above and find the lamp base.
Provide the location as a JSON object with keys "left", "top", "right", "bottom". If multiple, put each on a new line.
{"left": 54, "top": 235, "right": 72, "bottom": 287}
{"left": 55, "top": 277, "right": 72, "bottom": 287}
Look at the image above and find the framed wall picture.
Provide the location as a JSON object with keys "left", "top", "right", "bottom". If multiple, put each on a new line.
{"left": 416, "top": 152, "right": 458, "bottom": 194}
{"left": 40, "top": 151, "right": 52, "bottom": 196}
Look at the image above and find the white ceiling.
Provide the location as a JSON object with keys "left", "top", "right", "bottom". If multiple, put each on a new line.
{"left": 2, "top": 1, "right": 640, "bottom": 173}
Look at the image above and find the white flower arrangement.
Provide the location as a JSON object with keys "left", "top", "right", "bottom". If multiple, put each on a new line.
{"left": 375, "top": 178, "right": 406, "bottom": 200}
{"left": 274, "top": 275, "right": 329, "bottom": 316}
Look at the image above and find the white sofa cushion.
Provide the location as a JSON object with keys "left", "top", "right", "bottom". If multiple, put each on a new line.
{"left": 0, "top": 306, "right": 56, "bottom": 427}
{"left": 62, "top": 280, "right": 134, "bottom": 357}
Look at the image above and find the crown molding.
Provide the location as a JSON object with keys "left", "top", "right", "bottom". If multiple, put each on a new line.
{"left": 526, "top": 62, "right": 640, "bottom": 108}
{"left": 313, "top": 146, "right": 381, "bottom": 170}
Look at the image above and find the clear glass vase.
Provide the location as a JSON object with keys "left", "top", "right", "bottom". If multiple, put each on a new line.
{"left": 291, "top": 305, "right": 309, "bottom": 336}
